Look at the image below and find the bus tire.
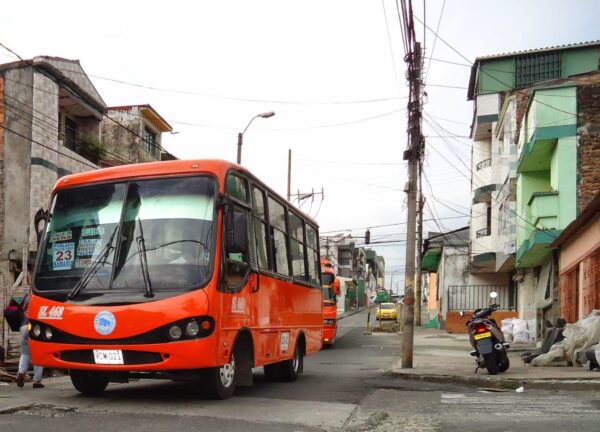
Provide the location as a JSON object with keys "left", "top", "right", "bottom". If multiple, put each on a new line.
{"left": 263, "top": 363, "right": 281, "bottom": 382}
{"left": 205, "top": 352, "right": 236, "bottom": 399}
{"left": 69, "top": 370, "right": 109, "bottom": 396}
{"left": 279, "top": 341, "right": 304, "bottom": 382}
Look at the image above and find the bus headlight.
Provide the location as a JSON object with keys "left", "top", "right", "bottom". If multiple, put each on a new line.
{"left": 44, "top": 327, "right": 53, "bottom": 340}
{"left": 185, "top": 321, "right": 200, "bottom": 337}
{"left": 32, "top": 324, "right": 42, "bottom": 338}
{"left": 168, "top": 325, "right": 182, "bottom": 340}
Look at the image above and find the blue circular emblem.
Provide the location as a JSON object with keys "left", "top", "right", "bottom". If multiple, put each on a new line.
{"left": 94, "top": 311, "right": 116, "bottom": 335}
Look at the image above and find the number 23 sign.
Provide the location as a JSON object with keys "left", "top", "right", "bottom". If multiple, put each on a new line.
{"left": 53, "top": 242, "right": 75, "bottom": 270}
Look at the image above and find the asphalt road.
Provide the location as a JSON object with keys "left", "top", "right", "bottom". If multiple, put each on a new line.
{"left": 2, "top": 310, "right": 600, "bottom": 431}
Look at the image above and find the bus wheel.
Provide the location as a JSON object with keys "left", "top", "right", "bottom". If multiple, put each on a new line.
{"left": 205, "top": 352, "right": 236, "bottom": 399}
{"left": 69, "top": 370, "right": 109, "bottom": 396}
{"left": 279, "top": 342, "right": 303, "bottom": 382}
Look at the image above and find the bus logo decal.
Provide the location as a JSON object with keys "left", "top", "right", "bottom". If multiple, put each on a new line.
{"left": 38, "top": 305, "right": 64, "bottom": 320}
{"left": 94, "top": 311, "right": 117, "bottom": 335}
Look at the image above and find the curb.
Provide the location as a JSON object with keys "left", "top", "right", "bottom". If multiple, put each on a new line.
{"left": 388, "top": 370, "right": 600, "bottom": 391}
{"left": 338, "top": 307, "right": 366, "bottom": 321}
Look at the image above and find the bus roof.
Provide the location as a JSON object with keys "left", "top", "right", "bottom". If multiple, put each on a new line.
{"left": 52, "top": 159, "right": 319, "bottom": 226}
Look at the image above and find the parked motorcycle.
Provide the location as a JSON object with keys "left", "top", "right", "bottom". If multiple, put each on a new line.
{"left": 465, "top": 292, "right": 510, "bottom": 375}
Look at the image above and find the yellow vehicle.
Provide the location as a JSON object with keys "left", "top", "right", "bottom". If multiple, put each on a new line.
{"left": 376, "top": 303, "right": 398, "bottom": 320}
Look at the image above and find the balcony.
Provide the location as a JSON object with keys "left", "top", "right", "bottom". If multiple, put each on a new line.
{"left": 476, "top": 158, "right": 492, "bottom": 171}
{"left": 516, "top": 229, "right": 562, "bottom": 268}
{"left": 476, "top": 227, "right": 491, "bottom": 238}
{"left": 472, "top": 184, "right": 497, "bottom": 204}
{"left": 528, "top": 191, "right": 559, "bottom": 228}
{"left": 518, "top": 125, "right": 576, "bottom": 173}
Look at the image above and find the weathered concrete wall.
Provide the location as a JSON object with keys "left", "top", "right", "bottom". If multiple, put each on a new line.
{"left": 2, "top": 68, "right": 33, "bottom": 259}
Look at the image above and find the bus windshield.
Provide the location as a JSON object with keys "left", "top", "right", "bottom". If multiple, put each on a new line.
{"left": 34, "top": 176, "right": 216, "bottom": 302}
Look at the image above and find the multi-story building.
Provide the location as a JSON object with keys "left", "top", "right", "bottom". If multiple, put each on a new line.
{"left": 101, "top": 104, "right": 173, "bottom": 166}
{"left": 467, "top": 41, "right": 600, "bottom": 338}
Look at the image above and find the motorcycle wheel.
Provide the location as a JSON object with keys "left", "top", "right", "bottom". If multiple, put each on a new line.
{"left": 498, "top": 350, "right": 510, "bottom": 372}
{"left": 483, "top": 353, "right": 500, "bottom": 375}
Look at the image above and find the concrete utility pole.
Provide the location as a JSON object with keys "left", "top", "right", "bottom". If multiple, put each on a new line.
{"left": 287, "top": 149, "right": 292, "bottom": 202}
{"left": 415, "top": 191, "right": 424, "bottom": 326}
{"left": 402, "top": 37, "right": 424, "bottom": 368}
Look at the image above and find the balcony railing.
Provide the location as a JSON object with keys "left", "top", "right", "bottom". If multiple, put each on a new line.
{"left": 476, "top": 227, "right": 491, "bottom": 238}
{"left": 447, "top": 285, "right": 515, "bottom": 311}
{"left": 476, "top": 158, "right": 492, "bottom": 171}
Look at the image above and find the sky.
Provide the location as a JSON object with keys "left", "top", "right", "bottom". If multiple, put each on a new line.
{"left": 2, "top": 0, "right": 600, "bottom": 293}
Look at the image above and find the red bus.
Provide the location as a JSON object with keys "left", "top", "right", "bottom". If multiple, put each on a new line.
{"left": 320, "top": 258, "right": 339, "bottom": 346}
{"left": 29, "top": 160, "right": 323, "bottom": 399}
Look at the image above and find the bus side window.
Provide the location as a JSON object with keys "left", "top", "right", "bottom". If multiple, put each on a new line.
{"left": 225, "top": 206, "right": 250, "bottom": 288}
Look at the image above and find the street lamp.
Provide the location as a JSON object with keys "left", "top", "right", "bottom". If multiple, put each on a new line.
{"left": 237, "top": 111, "right": 275, "bottom": 164}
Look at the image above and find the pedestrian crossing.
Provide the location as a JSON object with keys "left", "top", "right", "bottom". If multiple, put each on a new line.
{"left": 441, "top": 392, "right": 600, "bottom": 417}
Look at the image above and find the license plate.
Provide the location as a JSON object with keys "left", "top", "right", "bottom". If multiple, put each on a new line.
{"left": 93, "top": 349, "right": 124, "bottom": 364}
{"left": 474, "top": 331, "right": 492, "bottom": 340}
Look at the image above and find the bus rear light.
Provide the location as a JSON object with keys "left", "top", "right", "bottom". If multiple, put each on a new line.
{"left": 168, "top": 325, "right": 182, "bottom": 340}
{"left": 324, "top": 319, "right": 335, "bottom": 326}
{"left": 201, "top": 320, "right": 211, "bottom": 330}
{"left": 185, "top": 321, "right": 200, "bottom": 337}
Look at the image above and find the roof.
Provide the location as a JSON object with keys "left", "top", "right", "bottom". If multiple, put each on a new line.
{"left": 108, "top": 104, "right": 173, "bottom": 133}
{"left": 467, "top": 40, "right": 600, "bottom": 100}
{"left": 552, "top": 191, "right": 600, "bottom": 248}
{"left": 0, "top": 56, "right": 106, "bottom": 114}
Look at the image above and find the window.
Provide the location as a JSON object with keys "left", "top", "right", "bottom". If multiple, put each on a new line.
{"left": 226, "top": 174, "right": 249, "bottom": 204}
{"left": 306, "top": 224, "right": 320, "bottom": 285}
{"left": 339, "top": 250, "right": 352, "bottom": 266}
{"left": 288, "top": 212, "right": 306, "bottom": 280}
{"left": 64, "top": 117, "right": 78, "bottom": 151}
{"left": 252, "top": 186, "right": 269, "bottom": 270}
{"left": 515, "top": 52, "right": 561, "bottom": 89}
{"left": 268, "top": 197, "right": 290, "bottom": 275}
{"left": 224, "top": 205, "right": 250, "bottom": 288}
{"left": 143, "top": 127, "right": 157, "bottom": 158}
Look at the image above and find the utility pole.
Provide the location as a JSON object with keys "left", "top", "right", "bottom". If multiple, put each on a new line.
{"left": 402, "top": 37, "right": 423, "bottom": 368}
{"left": 287, "top": 149, "right": 292, "bottom": 201}
{"left": 415, "top": 191, "right": 424, "bottom": 326}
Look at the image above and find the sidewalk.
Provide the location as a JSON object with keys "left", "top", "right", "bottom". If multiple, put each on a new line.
{"left": 390, "top": 326, "right": 600, "bottom": 390}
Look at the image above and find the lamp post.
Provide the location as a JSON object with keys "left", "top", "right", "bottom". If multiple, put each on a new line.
{"left": 237, "top": 111, "right": 275, "bottom": 164}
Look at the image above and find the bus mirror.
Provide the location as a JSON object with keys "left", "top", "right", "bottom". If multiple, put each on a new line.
{"left": 34, "top": 207, "right": 48, "bottom": 249}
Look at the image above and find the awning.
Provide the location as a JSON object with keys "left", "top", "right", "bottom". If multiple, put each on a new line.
{"left": 422, "top": 250, "right": 441, "bottom": 272}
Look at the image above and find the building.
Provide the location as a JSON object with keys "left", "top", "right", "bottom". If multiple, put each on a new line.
{"left": 101, "top": 104, "right": 173, "bottom": 166}
{"left": 421, "top": 227, "right": 516, "bottom": 332}
{"left": 552, "top": 192, "right": 600, "bottom": 322}
{"left": 0, "top": 57, "right": 175, "bottom": 359}
{"left": 467, "top": 41, "right": 600, "bottom": 339}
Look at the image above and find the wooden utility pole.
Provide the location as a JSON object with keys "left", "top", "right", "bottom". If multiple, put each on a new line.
{"left": 402, "top": 40, "right": 423, "bottom": 368}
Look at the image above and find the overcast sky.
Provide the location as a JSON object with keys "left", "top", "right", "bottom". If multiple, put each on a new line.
{"left": 2, "top": 1, "right": 600, "bottom": 292}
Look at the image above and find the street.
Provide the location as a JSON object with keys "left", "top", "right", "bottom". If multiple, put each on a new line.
{"left": 2, "top": 309, "right": 600, "bottom": 431}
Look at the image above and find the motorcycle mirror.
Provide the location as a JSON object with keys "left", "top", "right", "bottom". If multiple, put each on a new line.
{"left": 490, "top": 291, "right": 498, "bottom": 299}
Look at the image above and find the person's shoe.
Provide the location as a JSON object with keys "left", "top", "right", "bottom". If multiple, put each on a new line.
{"left": 16, "top": 373, "right": 25, "bottom": 387}
{"left": 32, "top": 381, "right": 44, "bottom": 389}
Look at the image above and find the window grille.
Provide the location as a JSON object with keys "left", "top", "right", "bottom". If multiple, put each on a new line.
{"left": 515, "top": 51, "right": 561, "bottom": 89}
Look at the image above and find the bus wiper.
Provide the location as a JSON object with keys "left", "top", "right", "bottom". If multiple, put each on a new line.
{"left": 136, "top": 218, "right": 154, "bottom": 298}
{"left": 68, "top": 227, "right": 118, "bottom": 300}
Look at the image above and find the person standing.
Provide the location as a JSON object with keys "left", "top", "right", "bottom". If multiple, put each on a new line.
{"left": 16, "top": 291, "right": 44, "bottom": 388}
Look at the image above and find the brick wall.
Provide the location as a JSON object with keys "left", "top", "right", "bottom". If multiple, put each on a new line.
{"left": 576, "top": 76, "right": 600, "bottom": 212}
{"left": 445, "top": 310, "right": 518, "bottom": 333}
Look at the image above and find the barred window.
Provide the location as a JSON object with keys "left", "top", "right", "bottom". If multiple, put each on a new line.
{"left": 515, "top": 52, "right": 561, "bottom": 89}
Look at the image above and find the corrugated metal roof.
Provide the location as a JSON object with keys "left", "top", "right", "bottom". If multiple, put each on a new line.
{"left": 474, "top": 40, "right": 600, "bottom": 62}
